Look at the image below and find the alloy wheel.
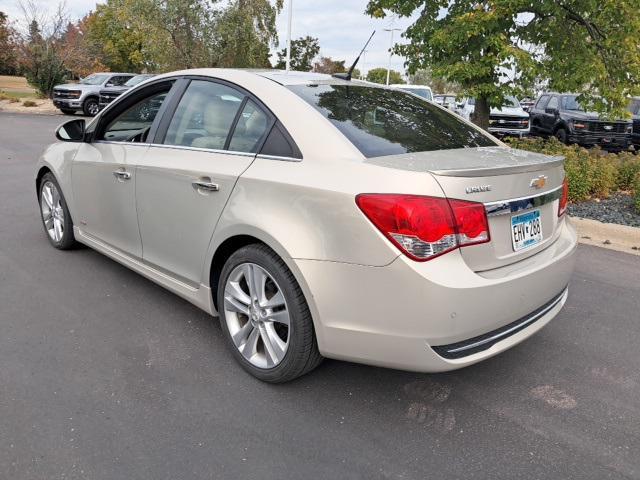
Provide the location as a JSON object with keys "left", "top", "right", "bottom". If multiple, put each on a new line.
{"left": 223, "top": 262, "right": 290, "bottom": 369}
{"left": 40, "top": 181, "right": 65, "bottom": 243}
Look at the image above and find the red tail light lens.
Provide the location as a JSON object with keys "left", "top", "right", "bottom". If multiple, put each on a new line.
{"left": 558, "top": 177, "right": 569, "bottom": 216}
{"left": 356, "top": 194, "right": 490, "bottom": 261}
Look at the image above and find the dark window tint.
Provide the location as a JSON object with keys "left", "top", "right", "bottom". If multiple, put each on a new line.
{"left": 288, "top": 84, "right": 495, "bottom": 158}
{"left": 100, "top": 91, "right": 168, "bottom": 142}
{"left": 164, "top": 80, "right": 244, "bottom": 149}
{"left": 228, "top": 100, "right": 269, "bottom": 153}
{"left": 535, "top": 95, "right": 550, "bottom": 110}
{"left": 109, "top": 75, "right": 131, "bottom": 87}
{"left": 547, "top": 96, "right": 559, "bottom": 110}
{"left": 260, "top": 122, "right": 301, "bottom": 158}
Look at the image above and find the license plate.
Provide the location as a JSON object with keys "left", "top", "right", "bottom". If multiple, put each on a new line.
{"left": 511, "top": 209, "right": 542, "bottom": 251}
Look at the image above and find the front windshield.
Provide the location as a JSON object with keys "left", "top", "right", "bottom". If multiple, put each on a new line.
{"left": 79, "top": 74, "right": 110, "bottom": 85}
{"left": 125, "top": 75, "right": 152, "bottom": 87}
{"left": 400, "top": 88, "right": 432, "bottom": 101}
{"left": 628, "top": 99, "right": 640, "bottom": 116}
{"left": 504, "top": 96, "right": 520, "bottom": 108}
{"left": 562, "top": 95, "right": 584, "bottom": 111}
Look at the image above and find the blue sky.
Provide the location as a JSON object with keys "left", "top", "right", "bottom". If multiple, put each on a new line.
{"left": 0, "top": 0, "right": 419, "bottom": 75}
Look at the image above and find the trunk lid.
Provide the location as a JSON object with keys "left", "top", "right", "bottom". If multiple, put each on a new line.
{"left": 366, "top": 147, "right": 566, "bottom": 271}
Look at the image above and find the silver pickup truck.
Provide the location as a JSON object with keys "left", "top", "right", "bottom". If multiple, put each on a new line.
{"left": 52, "top": 72, "right": 134, "bottom": 116}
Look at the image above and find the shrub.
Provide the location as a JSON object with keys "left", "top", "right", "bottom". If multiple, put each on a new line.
{"left": 633, "top": 173, "right": 640, "bottom": 213}
{"left": 506, "top": 137, "right": 631, "bottom": 202}
{"left": 22, "top": 100, "right": 37, "bottom": 107}
{"left": 616, "top": 153, "right": 640, "bottom": 190}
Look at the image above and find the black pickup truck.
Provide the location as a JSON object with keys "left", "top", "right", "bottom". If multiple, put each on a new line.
{"left": 529, "top": 93, "right": 632, "bottom": 151}
{"left": 629, "top": 97, "right": 640, "bottom": 150}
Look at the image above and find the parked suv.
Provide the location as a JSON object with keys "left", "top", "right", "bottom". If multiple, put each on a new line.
{"left": 456, "top": 96, "right": 529, "bottom": 137}
{"left": 99, "top": 74, "right": 156, "bottom": 111}
{"left": 628, "top": 97, "right": 640, "bottom": 150}
{"left": 529, "top": 93, "right": 632, "bottom": 151}
{"left": 53, "top": 72, "right": 134, "bottom": 116}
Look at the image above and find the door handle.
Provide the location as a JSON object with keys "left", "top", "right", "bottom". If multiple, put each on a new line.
{"left": 192, "top": 179, "right": 219, "bottom": 192}
{"left": 113, "top": 169, "right": 131, "bottom": 180}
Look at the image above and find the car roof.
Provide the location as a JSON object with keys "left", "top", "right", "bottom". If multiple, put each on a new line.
{"left": 150, "top": 68, "right": 389, "bottom": 88}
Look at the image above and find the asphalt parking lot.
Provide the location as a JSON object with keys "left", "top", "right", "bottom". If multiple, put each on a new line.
{"left": 1, "top": 111, "right": 639, "bottom": 479}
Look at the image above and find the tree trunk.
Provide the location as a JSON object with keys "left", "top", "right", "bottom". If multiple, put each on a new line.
{"left": 472, "top": 96, "right": 490, "bottom": 130}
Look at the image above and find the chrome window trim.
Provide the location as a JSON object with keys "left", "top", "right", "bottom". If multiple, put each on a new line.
{"left": 484, "top": 185, "right": 563, "bottom": 217}
{"left": 91, "top": 141, "right": 301, "bottom": 161}
{"left": 255, "top": 153, "right": 302, "bottom": 163}
{"left": 146, "top": 143, "right": 257, "bottom": 158}
{"left": 93, "top": 140, "right": 150, "bottom": 147}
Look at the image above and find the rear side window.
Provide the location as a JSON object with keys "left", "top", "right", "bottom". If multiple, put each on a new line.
{"left": 288, "top": 84, "right": 495, "bottom": 158}
{"left": 164, "top": 80, "right": 244, "bottom": 150}
{"left": 228, "top": 100, "right": 269, "bottom": 153}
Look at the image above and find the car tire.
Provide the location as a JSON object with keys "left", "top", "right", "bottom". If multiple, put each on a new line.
{"left": 82, "top": 97, "right": 99, "bottom": 117}
{"left": 60, "top": 108, "right": 75, "bottom": 115}
{"left": 217, "top": 244, "right": 322, "bottom": 383}
{"left": 555, "top": 128, "right": 569, "bottom": 144}
{"left": 38, "top": 172, "right": 77, "bottom": 250}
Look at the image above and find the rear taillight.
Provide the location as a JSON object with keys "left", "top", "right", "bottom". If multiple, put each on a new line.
{"left": 355, "top": 194, "right": 490, "bottom": 261}
{"left": 558, "top": 177, "right": 569, "bottom": 216}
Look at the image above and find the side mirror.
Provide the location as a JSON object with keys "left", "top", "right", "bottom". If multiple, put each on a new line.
{"left": 545, "top": 107, "right": 558, "bottom": 115}
{"left": 105, "top": 82, "right": 114, "bottom": 87}
{"left": 56, "top": 119, "right": 86, "bottom": 142}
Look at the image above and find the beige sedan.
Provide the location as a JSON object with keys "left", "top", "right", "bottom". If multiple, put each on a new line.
{"left": 35, "top": 69, "right": 577, "bottom": 382}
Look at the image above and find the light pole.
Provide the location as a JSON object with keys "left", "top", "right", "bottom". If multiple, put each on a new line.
{"left": 383, "top": 16, "right": 401, "bottom": 85}
{"left": 285, "top": 0, "right": 293, "bottom": 72}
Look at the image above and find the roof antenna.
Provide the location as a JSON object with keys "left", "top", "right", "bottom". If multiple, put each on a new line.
{"left": 333, "top": 31, "right": 375, "bottom": 81}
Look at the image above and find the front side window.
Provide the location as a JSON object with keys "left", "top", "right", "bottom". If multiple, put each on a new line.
{"left": 547, "top": 96, "right": 559, "bottom": 110}
{"left": 288, "top": 84, "right": 495, "bottom": 158}
{"left": 100, "top": 90, "right": 168, "bottom": 142}
{"left": 164, "top": 80, "right": 244, "bottom": 150}
{"left": 535, "top": 95, "right": 550, "bottom": 110}
{"left": 109, "top": 75, "right": 131, "bottom": 87}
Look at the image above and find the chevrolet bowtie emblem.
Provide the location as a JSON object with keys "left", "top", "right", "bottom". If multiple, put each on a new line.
{"left": 529, "top": 175, "right": 547, "bottom": 189}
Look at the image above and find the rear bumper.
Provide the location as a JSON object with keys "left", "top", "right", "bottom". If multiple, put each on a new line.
{"left": 295, "top": 217, "right": 577, "bottom": 373}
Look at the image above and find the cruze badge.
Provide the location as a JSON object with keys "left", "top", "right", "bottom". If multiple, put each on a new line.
{"left": 465, "top": 185, "right": 492, "bottom": 194}
{"left": 529, "top": 175, "right": 547, "bottom": 189}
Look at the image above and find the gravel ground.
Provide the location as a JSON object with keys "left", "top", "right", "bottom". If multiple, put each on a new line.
{"left": 569, "top": 192, "right": 640, "bottom": 228}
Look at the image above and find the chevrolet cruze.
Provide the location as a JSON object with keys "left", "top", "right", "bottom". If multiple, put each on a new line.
{"left": 35, "top": 69, "right": 577, "bottom": 382}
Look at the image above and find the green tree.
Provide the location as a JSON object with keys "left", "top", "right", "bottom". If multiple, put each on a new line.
{"left": 312, "top": 56, "right": 345, "bottom": 74}
{"left": 274, "top": 35, "right": 319, "bottom": 71}
{"left": 0, "top": 12, "right": 19, "bottom": 75}
{"left": 409, "top": 68, "right": 458, "bottom": 94}
{"left": 20, "top": 22, "right": 67, "bottom": 96}
{"left": 86, "top": 0, "right": 152, "bottom": 72}
{"left": 366, "top": 67, "right": 404, "bottom": 85}
{"left": 215, "top": 0, "right": 283, "bottom": 68}
{"left": 366, "top": 1, "right": 640, "bottom": 128}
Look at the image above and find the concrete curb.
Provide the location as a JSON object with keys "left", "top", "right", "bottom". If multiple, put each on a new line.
{"left": 571, "top": 216, "right": 640, "bottom": 256}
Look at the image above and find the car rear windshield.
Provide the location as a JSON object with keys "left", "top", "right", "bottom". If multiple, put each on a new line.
{"left": 288, "top": 84, "right": 496, "bottom": 157}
